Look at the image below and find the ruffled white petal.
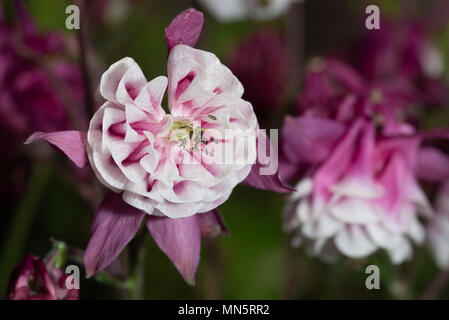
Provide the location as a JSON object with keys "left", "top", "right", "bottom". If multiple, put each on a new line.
{"left": 334, "top": 226, "right": 377, "bottom": 258}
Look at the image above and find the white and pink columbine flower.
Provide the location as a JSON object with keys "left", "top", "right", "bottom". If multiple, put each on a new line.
{"left": 282, "top": 116, "right": 440, "bottom": 263}
{"left": 25, "top": 8, "right": 289, "bottom": 284}
{"left": 87, "top": 44, "right": 258, "bottom": 219}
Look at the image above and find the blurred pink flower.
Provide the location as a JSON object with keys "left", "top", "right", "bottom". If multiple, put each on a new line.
{"left": 26, "top": 8, "right": 289, "bottom": 285}
{"left": 7, "top": 255, "right": 78, "bottom": 300}
{"left": 283, "top": 117, "right": 434, "bottom": 263}
{"left": 284, "top": 59, "right": 449, "bottom": 262}
{"left": 229, "top": 32, "right": 288, "bottom": 122}
{"left": 296, "top": 58, "right": 418, "bottom": 124}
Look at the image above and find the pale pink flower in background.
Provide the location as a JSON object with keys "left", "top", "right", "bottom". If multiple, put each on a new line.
{"left": 198, "top": 0, "right": 303, "bottom": 22}
{"left": 427, "top": 182, "right": 449, "bottom": 270}
{"left": 282, "top": 48, "right": 449, "bottom": 264}
{"left": 283, "top": 117, "right": 433, "bottom": 263}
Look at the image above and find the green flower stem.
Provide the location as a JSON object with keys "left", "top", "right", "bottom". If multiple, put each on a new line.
{"left": 128, "top": 230, "right": 147, "bottom": 300}
{"left": 0, "top": 164, "right": 51, "bottom": 296}
{"left": 201, "top": 240, "right": 223, "bottom": 299}
{"left": 94, "top": 272, "right": 135, "bottom": 290}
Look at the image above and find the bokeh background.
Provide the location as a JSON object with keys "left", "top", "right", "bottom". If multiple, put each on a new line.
{"left": 1, "top": 0, "right": 449, "bottom": 299}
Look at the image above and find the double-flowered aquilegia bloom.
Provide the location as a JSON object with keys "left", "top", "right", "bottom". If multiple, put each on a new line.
{"left": 282, "top": 58, "right": 449, "bottom": 264}
{"left": 198, "top": 0, "right": 303, "bottom": 22}
{"left": 7, "top": 255, "right": 78, "bottom": 300}
{"left": 26, "top": 9, "right": 289, "bottom": 284}
{"left": 89, "top": 45, "right": 258, "bottom": 218}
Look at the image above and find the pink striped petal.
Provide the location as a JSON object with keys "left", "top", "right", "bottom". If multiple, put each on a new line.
{"left": 314, "top": 119, "right": 365, "bottom": 198}
{"left": 100, "top": 57, "right": 138, "bottom": 103}
{"left": 83, "top": 192, "right": 145, "bottom": 278}
{"left": 25, "top": 131, "right": 88, "bottom": 168}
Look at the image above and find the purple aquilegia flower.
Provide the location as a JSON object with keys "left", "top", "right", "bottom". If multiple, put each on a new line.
{"left": 26, "top": 9, "right": 289, "bottom": 284}
{"left": 283, "top": 63, "right": 449, "bottom": 262}
{"left": 283, "top": 117, "right": 431, "bottom": 262}
{"left": 7, "top": 255, "right": 78, "bottom": 300}
{"left": 228, "top": 31, "right": 288, "bottom": 123}
{"left": 0, "top": 1, "right": 84, "bottom": 148}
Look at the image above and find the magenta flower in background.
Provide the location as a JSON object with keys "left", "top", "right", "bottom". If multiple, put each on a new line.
{"left": 296, "top": 58, "right": 418, "bottom": 125}
{"left": 26, "top": 8, "right": 289, "bottom": 285}
{"left": 229, "top": 31, "right": 288, "bottom": 123}
{"left": 348, "top": 19, "right": 446, "bottom": 106}
{"left": 0, "top": 1, "right": 84, "bottom": 204}
{"left": 0, "top": 1, "right": 84, "bottom": 148}
{"left": 7, "top": 255, "right": 78, "bottom": 300}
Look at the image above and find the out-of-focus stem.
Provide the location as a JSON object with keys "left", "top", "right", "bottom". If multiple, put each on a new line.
{"left": 134, "top": 241, "right": 146, "bottom": 300}
{"left": 128, "top": 229, "right": 147, "bottom": 300}
{"left": 201, "top": 239, "right": 222, "bottom": 299}
{"left": 282, "top": 1, "right": 304, "bottom": 299}
{"left": 0, "top": 164, "right": 51, "bottom": 296}
{"left": 285, "top": 1, "right": 305, "bottom": 82}
{"left": 283, "top": 239, "right": 299, "bottom": 299}
{"left": 77, "top": 0, "right": 95, "bottom": 118}
{"left": 420, "top": 270, "right": 449, "bottom": 300}
{"left": 128, "top": 270, "right": 140, "bottom": 300}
